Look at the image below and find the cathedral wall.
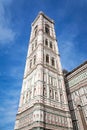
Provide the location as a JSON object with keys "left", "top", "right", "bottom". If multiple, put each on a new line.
{"left": 65, "top": 62, "right": 87, "bottom": 130}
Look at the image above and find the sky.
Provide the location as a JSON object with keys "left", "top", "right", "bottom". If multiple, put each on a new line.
{"left": 0, "top": 0, "right": 87, "bottom": 129}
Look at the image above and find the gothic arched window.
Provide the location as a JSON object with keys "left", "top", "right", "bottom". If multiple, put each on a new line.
{"left": 77, "top": 104, "right": 87, "bottom": 128}
{"left": 51, "top": 57, "right": 55, "bottom": 66}
{"left": 34, "top": 25, "right": 38, "bottom": 36}
{"left": 34, "top": 55, "right": 36, "bottom": 65}
{"left": 45, "top": 39, "right": 48, "bottom": 46}
{"left": 55, "top": 92, "right": 58, "bottom": 100}
{"left": 50, "top": 89, "right": 53, "bottom": 98}
{"left": 45, "top": 24, "right": 50, "bottom": 35}
{"left": 50, "top": 89, "right": 52, "bottom": 96}
{"left": 46, "top": 54, "right": 49, "bottom": 63}
{"left": 43, "top": 87, "right": 47, "bottom": 96}
{"left": 50, "top": 41, "right": 52, "bottom": 49}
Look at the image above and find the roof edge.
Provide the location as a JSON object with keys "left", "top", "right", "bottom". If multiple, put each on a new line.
{"left": 32, "top": 11, "right": 54, "bottom": 26}
{"left": 66, "top": 61, "right": 87, "bottom": 76}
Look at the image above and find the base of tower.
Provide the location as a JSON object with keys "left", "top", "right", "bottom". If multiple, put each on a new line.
{"left": 14, "top": 102, "right": 73, "bottom": 130}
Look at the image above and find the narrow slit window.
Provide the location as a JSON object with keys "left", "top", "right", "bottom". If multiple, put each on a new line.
{"left": 51, "top": 57, "right": 55, "bottom": 66}
{"left": 34, "top": 88, "right": 36, "bottom": 96}
{"left": 50, "top": 89, "right": 52, "bottom": 97}
{"left": 34, "top": 25, "right": 38, "bottom": 36}
{"left": 43, "top": 87, "right": 45, "bottom": 96}
{"left": 30, "top": 60, "right": 32, "bottom": 68}
{"left": 34, "top": 55, "right": 36, "bottom": 65}
{"left": 50, "top": 41, "right": 52, "bottom": 49}
{"left": 35, "top": 40, "right": 37, "bottom": 47}
{"left": 45, "top": 39, "right": 48, "bottom": 46}
{"left": 46, "top": 54, "right": 49, "bottom": 63}
{"left": 55, "top": 92, "right": 57, "bottom": 100}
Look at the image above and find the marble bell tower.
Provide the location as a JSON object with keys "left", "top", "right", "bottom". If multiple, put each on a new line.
{"left": 14, "top": 12, "right": 73, "bottom": 130}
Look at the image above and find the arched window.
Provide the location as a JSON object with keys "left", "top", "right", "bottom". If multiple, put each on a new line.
{"left": 43, "top": 87, "right": 46, "bottom": 96}
{"left": 46, "top": 54, "right": 49, "bottom": 63}
{"left": 45, "top": 24, "right": 50, "bottom": 35}
{"left": 55, "top": 92, "right": 57, "bottom": 100}
{"left": 45, "top": 39, "right": 48, "bottom": 46}
{"left": 51, "top": 57, "right": 55, "bottom": 66}
{"left": 50, "top": 41, "right": 52, "bottom": 49}
{"left": 34, "top": 25, "right": 38, "bottom": 36}
{"left": 77, "top": 105, "right": 87, "bottom": 129}
{"left": 34, "top": 55, "right": 36, "bottom": 65}
{"left": 50, "top": 89, "right": 52, "bottom": 96}
{"left": 60, "top": 93, "right": 64, "bottom": 103}
{"left": 50, "top": 89, "right": 52, "bottom": 95}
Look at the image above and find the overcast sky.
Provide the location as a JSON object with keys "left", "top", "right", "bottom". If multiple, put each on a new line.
{"left": 0, "top": 0, "right": 87, "bottom": 130}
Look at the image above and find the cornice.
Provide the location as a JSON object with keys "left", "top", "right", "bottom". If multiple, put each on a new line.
{"left": 32, "top": 11, "right": 54, "bottom": 26}
{"left": 66, "top": 61, "right": 87, "bottom": 80}
{"left": 24, "top": 63, "right": 63, "bottom": 79}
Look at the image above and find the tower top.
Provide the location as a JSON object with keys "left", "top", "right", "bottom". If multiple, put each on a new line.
{"left": 32, "top": 11, "right": 54, "bottom": 26}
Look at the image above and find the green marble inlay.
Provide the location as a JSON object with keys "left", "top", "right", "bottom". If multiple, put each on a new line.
{"left": 69, "top": 71, "right": 87, "bottom": 87}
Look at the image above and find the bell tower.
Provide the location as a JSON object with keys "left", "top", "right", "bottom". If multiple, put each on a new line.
{"left": 14, "top": 12, "right": 73, "bottom": 130}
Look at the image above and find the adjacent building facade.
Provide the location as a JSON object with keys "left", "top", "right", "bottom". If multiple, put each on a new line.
{"left": 65, "top": 61, "right": 87, "bottom": 130}
{"left": 14, "top": 12, "right": 73, "bottom": 130}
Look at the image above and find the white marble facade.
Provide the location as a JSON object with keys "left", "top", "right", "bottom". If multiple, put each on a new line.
{"left": 65, "top": 61, "right": 87, "bottom": 130}
{"left": 14, "top": 12, "right": 73, "bottom": 130}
